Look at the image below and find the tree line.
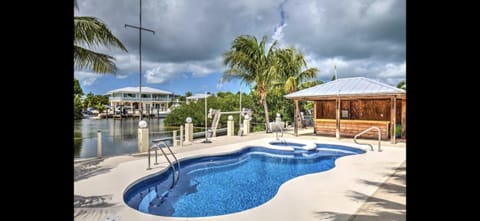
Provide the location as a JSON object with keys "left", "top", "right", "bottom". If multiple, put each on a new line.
{"left": 164, "top": 90, "right": 311, "bottom": 132}
{"left": 74, "top": 78, "right": 109, "bottom": 120}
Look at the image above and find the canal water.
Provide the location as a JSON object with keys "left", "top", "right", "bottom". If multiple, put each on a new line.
{"left": 74, "top": 118, "right": 178, "bottom": 159}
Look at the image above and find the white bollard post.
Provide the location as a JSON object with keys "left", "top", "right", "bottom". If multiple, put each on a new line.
{"left": 97, "top": 130, "right": 102, "bottom": 159}
{"left": 185, "top": 117, "right": 193, "bottom": 144}
{"left": 227, "top": 115, "right": 234, "bottom": 136}
{"left": 243, "top": 115, "right": 250, "bottom": 135}
{"left": 138, "top": 120, "right": 149, "bottom": 153}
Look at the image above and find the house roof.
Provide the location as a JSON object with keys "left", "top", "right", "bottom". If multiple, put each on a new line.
{"left": 105, "top": 87, "right": 173, "bottom": 95}
{"left": 186, "top": 93, "right": 211, "bottom": 100}
{"left": 284, "top": 77, "right": 405, "bottom": 99}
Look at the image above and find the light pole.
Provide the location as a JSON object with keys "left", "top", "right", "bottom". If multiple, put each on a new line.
{"left": 202, "top": 92, "right": 212, "bottom": 143}
{"left": 239, "top": 87, "right": 242, "bottom": 133}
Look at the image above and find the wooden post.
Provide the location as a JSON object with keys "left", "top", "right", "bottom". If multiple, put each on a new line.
{"left": 401, "top": 98, "right": 406, "bottom": 139}
{"left": 294, "top": 99, "right": 299, "bottom": 137}
{"left": 335, "top": 97, "right": 340, "bottom": 140}
{"left": 390, "top": 97, "right": 397, "bottom": 144}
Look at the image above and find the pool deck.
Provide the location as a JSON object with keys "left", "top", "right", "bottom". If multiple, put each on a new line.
{"left": 74, "top": 128, "right": 405, "bottom": 221}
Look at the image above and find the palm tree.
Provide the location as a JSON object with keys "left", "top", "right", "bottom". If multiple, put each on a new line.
{"left": 397, "top": 80, "right": 406, "bottom": 90}
{"left": 74, "top": 0, "right": 127, "bottom": 73}
{"left": 300, "top": 80, "right": 323, "bottom": 90}
{"left": 278, "top": 48, "right": 319, "bottom": 93}
{"left": 222, "top": 35, "right": 280, "bottom": 132}
{"left": 331, "top": 74, "right": 336, "bottom": 81}
{"left": 277, "top": 47, "right": 319, "bottom": 130}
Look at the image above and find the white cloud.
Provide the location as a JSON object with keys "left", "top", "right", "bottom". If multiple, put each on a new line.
{"left": 114, "top": 54, "right": 140, "bottom": 73}
{"left": 272, "top": 23, "right": 287, "bottom": 43}
{"left": 74, "top": 71, "right": 102, "bottom": 86}
{"left": 144, "top": 57, "right": 223, "bottom": 84}
{"left": 145, "top": 66, "right": 173, "bottom": 84}
{"left": 76, "top": 0, "right": 405, "bottom": 89}
{"left": 283, "top": 0, "right": 405, "bottom": 61}
{"left": 304, "top": 55, "right": 350, "bottom": 79}
{"left": 303, "top": 54, "right": 405, "bottom": 86}
{"left": 378, "top": 62, "right": 406, "bottom": 78}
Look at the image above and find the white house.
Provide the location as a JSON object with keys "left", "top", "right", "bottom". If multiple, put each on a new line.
{"left": 106, "top": 86, "right": 174, "bottom": 115}
{"left": 186, "top": 93, "right": 211, "bottom": 104}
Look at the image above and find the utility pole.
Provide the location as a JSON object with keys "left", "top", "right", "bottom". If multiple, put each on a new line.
{"left": 125, "top": 0, "right": 155, "bottom": 121}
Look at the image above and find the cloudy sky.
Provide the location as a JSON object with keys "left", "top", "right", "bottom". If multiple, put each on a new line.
{"left": 74, "top": 0, "right": 405, "bottom": 95}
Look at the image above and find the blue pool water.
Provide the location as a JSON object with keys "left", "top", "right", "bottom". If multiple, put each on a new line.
{"left": 124, "top": 143, "right": 365, "bottom": 217}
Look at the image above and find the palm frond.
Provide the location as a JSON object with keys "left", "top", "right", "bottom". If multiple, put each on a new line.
{"left": 298, "top": 68, "right": 319, "bottom": 82}
{"left": 300, "top": 80, "right": 323, "bottom": 90}
{"left": 74, "top": 16, "right": 127, "bottom": 52}
{"left": 284, "top": 76, "right": 297, "bottom": 93}
{"left": 74, "top": 45, "right": 117, "bottom": 73}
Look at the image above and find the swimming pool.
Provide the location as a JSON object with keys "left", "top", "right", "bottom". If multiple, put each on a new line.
{"left": 124, "top": 143, "right": 365, "bottom": 217}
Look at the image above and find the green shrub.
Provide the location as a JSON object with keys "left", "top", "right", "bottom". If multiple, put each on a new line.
{"left": 395, "top": 124, "right": 402, "bottom": 138}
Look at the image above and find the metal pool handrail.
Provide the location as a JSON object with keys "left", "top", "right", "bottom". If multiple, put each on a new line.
{"left": 273, "top": 123, "right": 284, "bottom": 141}
{"left": 353, "top": 126, "right": 382, "bottom": 152}
{"left": 150, "top": 139, "right": 181, "bottom": 189}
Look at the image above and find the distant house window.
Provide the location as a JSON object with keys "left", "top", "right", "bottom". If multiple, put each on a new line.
{"left": 341, "top": 110, "right": 349, "bottom": 119}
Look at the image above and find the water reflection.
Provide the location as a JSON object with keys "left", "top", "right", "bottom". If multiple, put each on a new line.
{"left": 74, "top": 118, "right": 176, "bottom": 159}
{"left": 74, "top": 123, "right": 82, "bottom": 157}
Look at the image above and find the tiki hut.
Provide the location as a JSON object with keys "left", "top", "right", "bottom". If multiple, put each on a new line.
{"left": 285, "top": 77, "right": 406, "bottom": 143}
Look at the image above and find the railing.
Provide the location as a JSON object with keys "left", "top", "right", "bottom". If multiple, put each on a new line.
{"left": 353, "top": 126, "right": 382, "bottom": 152}
{"left": 272, "top": 123, "right": 284, "bottom": 141}
{"left": 109, "top": 97, "right": 171, "bottom": 102}
{"left": 149, "top": 139, "right": 180, "bottom": 189}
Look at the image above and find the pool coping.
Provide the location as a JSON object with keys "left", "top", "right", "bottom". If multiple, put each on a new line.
{"left": 74, "top": 136, "right": 405, "bottom": 221}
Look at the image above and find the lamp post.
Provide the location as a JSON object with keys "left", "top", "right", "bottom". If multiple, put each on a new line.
{"left": 239, "top": 87, "right": 242, "bottom": 133}
{"left": 202, "top": 92, "right": 212, "bottom": 143}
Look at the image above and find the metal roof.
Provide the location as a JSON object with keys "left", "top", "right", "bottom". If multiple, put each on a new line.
{"left": 186, "top": 93, "right": 211, "bottom": 100}
{"left": 105, "top": 87, "right": 173, "bottom": 95}
{"left": 285, "top": 77, "right": 405, "bottom": 99}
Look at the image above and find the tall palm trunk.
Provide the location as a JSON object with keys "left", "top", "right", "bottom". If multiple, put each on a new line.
{"left": 222, "top": 35, "right": 279, "bottom": 133}
{"left": 260, "top": 92, "right": 270, "bottom": 132}
{"left": 295, "top": 99, "right": 302, "bottom": 129}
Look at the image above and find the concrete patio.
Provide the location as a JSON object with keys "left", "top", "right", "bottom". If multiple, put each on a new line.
{"left": 74, "top": 128, "right": 405, "bottom": 221}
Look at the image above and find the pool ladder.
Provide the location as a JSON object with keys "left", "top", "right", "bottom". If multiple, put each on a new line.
{"left": 148, "top": 139, "right": 180, "bottom": 189}
{"left": 273, "top": 123, "right": 284, "bottom": 141}
{"left": 353, "top": 126, "right": 382, "bottom": 152}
